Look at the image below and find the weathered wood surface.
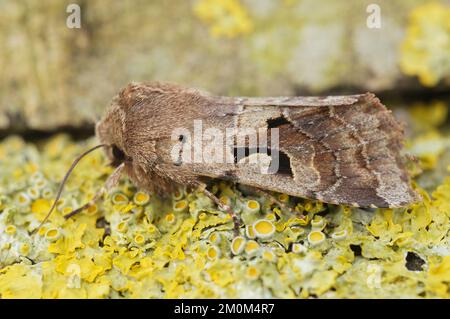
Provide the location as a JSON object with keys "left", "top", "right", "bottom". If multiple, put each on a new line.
{"left": 0, "top": 0, "right": 448, "bottom": 130}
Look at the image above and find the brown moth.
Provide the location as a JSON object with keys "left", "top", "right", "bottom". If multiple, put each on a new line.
{"left": 35, "top": 81, "right": 420, "bottom": 232}
{"left": 96, "top": 82, "right": 419, "bottom": 205}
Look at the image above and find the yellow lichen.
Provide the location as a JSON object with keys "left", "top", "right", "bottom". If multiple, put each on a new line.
{"left": 193, "top": 0, "right": 253, "bottom": 38}
{"left": 400, "top": 2, "right": 450, "bottom": 87}
{"left": 0, "top": 131, "right": 449, "bottom": 299}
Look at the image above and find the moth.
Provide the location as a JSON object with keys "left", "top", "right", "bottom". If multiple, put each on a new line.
{"left": 35, "top": 82, "right": 420, "bottom": 232}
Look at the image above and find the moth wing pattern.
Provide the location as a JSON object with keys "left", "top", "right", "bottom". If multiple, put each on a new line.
{"left": 192, "top": 93, "right": 420, "bottom": 208}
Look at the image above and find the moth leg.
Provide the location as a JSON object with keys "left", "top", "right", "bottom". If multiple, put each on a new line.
{"left": 201, "top": 188, "right": 241, "bottom": 235}
{"left": 64, "top": 163, "right": 125, "bottom": 219}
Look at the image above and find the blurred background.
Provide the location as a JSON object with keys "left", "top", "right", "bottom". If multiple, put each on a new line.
{"left": 0, "top": 0, "right": 449, "bottom": 181}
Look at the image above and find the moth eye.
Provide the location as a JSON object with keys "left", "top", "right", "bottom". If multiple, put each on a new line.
{"left": 112, "top": 144, "right": 125, "bottom": 162}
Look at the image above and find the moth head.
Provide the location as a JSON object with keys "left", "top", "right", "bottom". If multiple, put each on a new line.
{"left": 33, "top": 98, "right": 129, "bottom": 235}
{"left": 96, "top": 100, "right": 128, "bottom": 166}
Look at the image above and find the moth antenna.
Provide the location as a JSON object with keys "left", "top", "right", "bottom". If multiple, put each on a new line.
{"left": 31, "top": 144, "right": 107, "bottom": 235}
{"left": 64, "top": 162, "right": 125, "bottom": 219}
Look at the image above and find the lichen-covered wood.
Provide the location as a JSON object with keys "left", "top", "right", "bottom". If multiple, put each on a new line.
{"left": 0, "top": 100, "right": 449, "bottom": 298}
{"left": 1, "top": 0, "right": 449, "bottom": 130}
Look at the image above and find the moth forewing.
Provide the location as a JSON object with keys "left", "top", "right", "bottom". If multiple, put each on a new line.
{"left": 185, "top": 92, "right": 419, "bottom": 208}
